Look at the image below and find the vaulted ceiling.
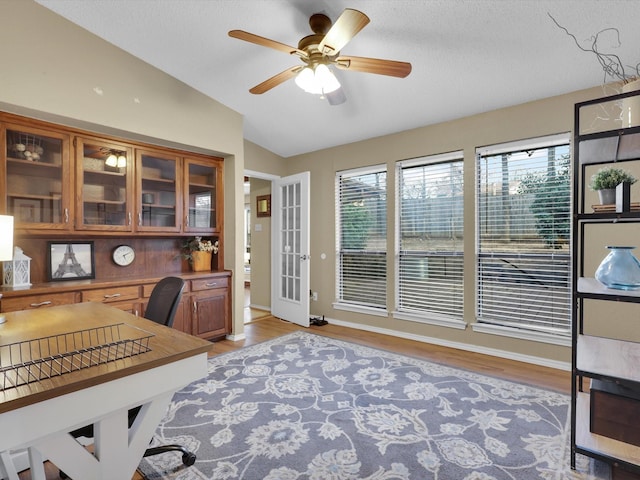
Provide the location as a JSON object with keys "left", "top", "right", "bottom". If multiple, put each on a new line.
{"left": 36, "top": 0, "right": 640, "bottom": 158}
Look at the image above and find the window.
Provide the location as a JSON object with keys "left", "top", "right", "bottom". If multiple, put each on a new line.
{"left": 396, "top": 152, "right": 464, "bottom": 323}
{"left": 336, "top": 166, "right": 387, "bottom": 310}
{"left": 476, "top": 134, "right": 571, "bottom": 335}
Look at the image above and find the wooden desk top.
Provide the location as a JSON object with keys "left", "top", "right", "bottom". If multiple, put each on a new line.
{"left": 0, "top": 302, "right": 212, "bottom": 414}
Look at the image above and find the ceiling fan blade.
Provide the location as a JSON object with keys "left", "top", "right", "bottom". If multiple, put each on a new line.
{"left": 249, "top": 66, "right": 302, "bottom": 94}
{"left": 229, "top": 30, "right": 307, "bottom": 58}
{"left": 317, "top": 9, "right": 370, "bottom": 56}
{"left": 336, "top": 55, "right": 412, "bottom": 78}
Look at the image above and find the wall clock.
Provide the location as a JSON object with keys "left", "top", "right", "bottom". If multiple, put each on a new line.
{"left": 112, "top": 245, "right": 135, "bottom": 267}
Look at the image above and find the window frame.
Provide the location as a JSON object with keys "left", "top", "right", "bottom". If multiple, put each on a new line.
{"left": 334, "top": 164, "right": 388, "bottom": 313}
{"left": 473, "top": 133, "right": 572, "bottom": 345}
{"left": 393, "top": 151, "right": 466, "bottom": 329}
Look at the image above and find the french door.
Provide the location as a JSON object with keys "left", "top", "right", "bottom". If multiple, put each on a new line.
{"left": 271, "top": 172, "right": 310, "bottom": 327}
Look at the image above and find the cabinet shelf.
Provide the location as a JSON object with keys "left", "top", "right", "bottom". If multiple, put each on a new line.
{"left": 142, "top": 177, "right": 176, "bottom": 191}
{"left": 577, "top": 277, "right": 640, "bottom": 300}
{"left": 8, "top": 157, "right": 61, "bottom": 175}
{"left": 141, "top": 204, "right": 176, "bottom": 210}
{"left": 189, "top": 182, "right": 215, "bottom": 190}
{"left": 83, "top": 199, "right": 125, "bottom": 206}
{"left": 8, "top": 193, "right": 60, "bottom": 202}
{"left": 577, "top": 335, "right": 640, "bottom": 383}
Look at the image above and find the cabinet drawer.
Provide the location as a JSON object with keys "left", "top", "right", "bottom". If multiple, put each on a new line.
{"left": 192, "top": 276, "right": 229, "bottom": 292}
{"left": 143, "top": 281, "right": 190, "bottom": 298}
{"left": 1, "top": 292, "right": 77, "bottom": 312}
{"left": 142, "top": 283, "right": 156, "bottom": 298}
{"left": 82, "top": 286, "right": 140, "bottom": 304}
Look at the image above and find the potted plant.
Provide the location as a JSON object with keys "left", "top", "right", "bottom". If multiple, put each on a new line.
{"left": 589, "top": 167, "right": 637, "bottom": 204}
{"left": 181, "top": 236, "right": 219, "bottom": 271}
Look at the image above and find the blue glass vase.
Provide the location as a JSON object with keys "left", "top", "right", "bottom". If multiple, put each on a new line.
{"left": 595, "top": 246, "right": 640, "bottom": 290}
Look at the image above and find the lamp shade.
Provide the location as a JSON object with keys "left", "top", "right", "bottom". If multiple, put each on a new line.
{"left": 0, "top": 215, "right": 14, "bottom": 262}
{"left": 105, "top": 153, "right": 118, "bottom": 167}
{"left": 295, "top": 64, "right": 340, "bottom": 95}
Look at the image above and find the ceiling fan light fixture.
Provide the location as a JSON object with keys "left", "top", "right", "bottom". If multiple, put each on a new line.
{"left": 315, "top": 64, "right": 340, "bottom": 94}
{"left": 116, "top": 154, "right": 127, "bottom": 168}
{"left": 295, "top": 64, "right": 340, "bottom": 95}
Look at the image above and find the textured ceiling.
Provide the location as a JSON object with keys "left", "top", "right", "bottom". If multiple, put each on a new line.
{"left": 36, "top": 0, "right": 640, "bottom": 158}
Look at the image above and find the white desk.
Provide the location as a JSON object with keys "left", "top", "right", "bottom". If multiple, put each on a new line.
{"left": 0, "top": 303, "right": 212, "bottom": 480}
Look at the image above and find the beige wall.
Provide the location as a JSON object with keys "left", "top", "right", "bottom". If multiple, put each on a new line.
{"left": 285, "top": 86, "right": 610, "bottom": 366}
{"left": 0, "top": 0, "right": 247, "bottom": 338}
{"left": 244, "top": 140, "right": 288, "bottom": 176}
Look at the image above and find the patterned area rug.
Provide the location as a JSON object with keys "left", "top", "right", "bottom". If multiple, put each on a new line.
{"left": 139, "top": 331, "right": 609, "bottom": 480}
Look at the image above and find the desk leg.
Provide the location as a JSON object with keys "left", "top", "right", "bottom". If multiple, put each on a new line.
{"left": 31, "top": 392, "right": 174, "bottom": 480}
{"left": 0, "top": 451, "right": 19, "bottom": 480}
{"left": 27, "top": 449, "right": 44, "bottom": 480}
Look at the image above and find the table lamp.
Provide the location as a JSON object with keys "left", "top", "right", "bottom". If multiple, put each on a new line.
{"left": 0, "top": 215, "right": 14, "bottom": 324}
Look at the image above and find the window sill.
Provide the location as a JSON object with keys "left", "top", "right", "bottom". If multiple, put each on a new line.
{"left": 392, "top": 310, "right": 467, "bottom": 330}
{"left": 471, "top": 322, "right": 571, "bottom": 347}
{"left": 332, "top": 302, "right": 388, "bottom": 317}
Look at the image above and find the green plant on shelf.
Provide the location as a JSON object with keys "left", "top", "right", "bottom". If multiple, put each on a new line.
{"left": 589, "top": 167, "right": 637, "bottom": 191}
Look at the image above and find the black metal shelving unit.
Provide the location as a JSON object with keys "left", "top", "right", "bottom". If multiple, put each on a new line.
{"left": 571, "top": 89, "right": 640, "bottom": 475}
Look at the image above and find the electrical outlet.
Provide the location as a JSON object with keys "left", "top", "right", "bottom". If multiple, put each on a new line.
{"left": 312, "top": 291, "right": 318, "bottom": 301}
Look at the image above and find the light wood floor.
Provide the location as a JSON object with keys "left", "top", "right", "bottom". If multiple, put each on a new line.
{"left": 19, "top": 315, "right": 570, "bottom": 480}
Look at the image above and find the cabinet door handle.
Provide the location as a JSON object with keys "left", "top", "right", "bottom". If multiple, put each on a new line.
{"left": 103, "top": 293, "right": 122, "bottom": 299}
{"left": 30, "top": 301, "right": 52, "bottom": 308}
{"left": 64, "top": 208, "right": 69, "bottom": 223}
{"left": 128, "top": 212, "right": 132, "bottom": 226}
{"left": 205, "top": 282, "right": 218, "bottom": 287}
{"left": 192, "top": 300, "right": 197, "bottom": 314}
{"left": 185, "top": 215, "right": 190, "bottom": 227}
{"left": 138, "top": 212, "right": 142, "bottom": 226}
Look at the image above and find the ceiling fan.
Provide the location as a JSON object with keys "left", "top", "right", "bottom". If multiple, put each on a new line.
{"left": 228, "top": 8, "right": 412, "bottom": 103}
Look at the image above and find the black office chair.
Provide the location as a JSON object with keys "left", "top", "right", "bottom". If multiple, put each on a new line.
{"left": 60, "top": 277, "right": 195, "bottom": 478}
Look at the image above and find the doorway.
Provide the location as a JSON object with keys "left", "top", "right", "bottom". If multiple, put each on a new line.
{"left": 243, "top": 171, "right": 277, "bottom": 323}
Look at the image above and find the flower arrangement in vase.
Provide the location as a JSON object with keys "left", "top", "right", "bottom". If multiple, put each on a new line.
{"left": 182, "top": 237, "right": 219, "bottom": 271}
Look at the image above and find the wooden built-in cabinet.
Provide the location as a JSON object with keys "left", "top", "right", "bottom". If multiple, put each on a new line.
{"left": 189, "top": 276, "right": 230, "bottom": 339}
{"left": 1, "top": 112, "right": 230, "bottom": 338}
{"left": 0, "top": 272, "right": 231, "bottom": 341}
{"left": 1, "top": 112, "right": 223, "bottom": 238}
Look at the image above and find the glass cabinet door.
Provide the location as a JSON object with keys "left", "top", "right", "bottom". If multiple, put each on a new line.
{"left": 76, "top": 136, "right": 133, "bottom": 231}
{"left": 136, "top": 149, "right": 180, "bottom": 232}
{"left": 184, "top": 157, "right": 222, "bottom": 232}
{"left": 4, "top": 124, "right": 71, "bottom": 230}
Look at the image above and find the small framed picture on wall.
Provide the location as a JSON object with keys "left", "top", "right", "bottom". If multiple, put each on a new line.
{"left": 256, "top": 194, "right": 271, "bottom": 217}
{"left": 48, "top": 241, "right": 95, "bottom": 281}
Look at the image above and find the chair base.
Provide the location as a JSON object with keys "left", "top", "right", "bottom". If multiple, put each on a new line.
{"left": 143, "top": 444, "right": 197, "bottom": 466}
{"left": 60, "top": 446, "right": 196, "bottom": 478}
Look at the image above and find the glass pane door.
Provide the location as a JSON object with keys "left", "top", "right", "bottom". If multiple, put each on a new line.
{"left": 5, "top": 126, "right": 69, "bottom": 228}
{"left": 77, "top": 138, "right": 132, "bottom": 230}
{"left": 186, "top": 159, "right": 218, "bottom": 231}
{"left": 138, "top": 150, "right": 179, "bottom": 231}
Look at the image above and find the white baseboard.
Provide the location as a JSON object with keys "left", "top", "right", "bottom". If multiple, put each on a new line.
{"left": 323, "top": 316, "right": 571, "bottom": 372}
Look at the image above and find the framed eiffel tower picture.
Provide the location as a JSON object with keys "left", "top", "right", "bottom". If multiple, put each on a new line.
{"left": 47, "top": 241, "right": 95, "bottom": 281}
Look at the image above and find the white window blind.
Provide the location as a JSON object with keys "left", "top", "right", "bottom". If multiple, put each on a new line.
{"left": 336, "top": 166, "right": 387, "bottom": 309}
{"left": 397, "top": 153, "right": 464, "bottom": 319}
{"left": 476, "top": 134, "right": 571, "bottom": 334}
